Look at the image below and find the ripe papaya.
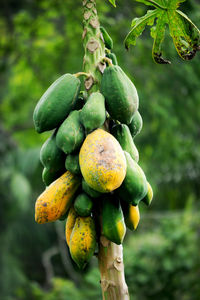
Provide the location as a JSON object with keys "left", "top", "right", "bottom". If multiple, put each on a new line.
{"left": 116, "top": 152, "right": 148, "bottom": 206}
{"left": 128, "top": 111, "right": 143, "bottom": 138}
{"left": 33, "top": 74, "right": 81, "bottom": 133}
{"left": 42, "top": 167, "right": 65, "bottom": 187}
{"left": 142, "top": 182, "right": 153, "bottom": 206}
{"left": 100, "top": 26, "right": 113, "bottom": 50}
{"left": 111, "top": 124, "right": 139, "bottom": 162}
{"left": 35, "top": 171, "right": 80, "bottom": 224}
{"left": 82, "top": 179, "right": 101, "bottom": 198}
{"left": 80, "top": 92, "right": 106, "bottom": 132}
{"left": 102, "top": 196, "right": 126, "bottom": 245}
{"left": 40, "top": 130, "right": 66, "bottom": 171}
{"left": 65, "top": 206, "right": 77, "bottom": 246}
{"left": 65, "top": 154, "right": 81, "bottom": 175}
{"left": 79, "top": 129, "right": 127, "bottom": 193}
{"left": 56, "top": 110, "right": 84, "bottom": 154}
{"left": 74, "top": 193, "right": 93, "bottom": 217}
{"left": 106, "top": 52, "right": 118, "bottom": 65}
{"left": 101, "top": 65, "right": 139, "bottom": 124}
{"left": 121, "top": 201, "right": 140, "bottom": 230}
{"left": 69, "top": 216, "right": 96, "bottom": 269}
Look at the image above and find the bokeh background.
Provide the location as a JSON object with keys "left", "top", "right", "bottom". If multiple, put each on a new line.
{"left": 0, "top": 0, "right": 200, "bottom": 299}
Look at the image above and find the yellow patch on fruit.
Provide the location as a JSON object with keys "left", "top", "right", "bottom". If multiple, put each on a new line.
{"left": 65, "top": 206, "right": 77, "bottom": 246}
{"left": 35, "top": 171, "right": 80, "bottom": 224}
{"left": 69, "top": 216, "right": 96, "bottom": 269}
{"left": 79, "top": 129, "right": 127, "bottom": 193}
{"left": 127, "top": 205, "right": 140, "bottom": 230}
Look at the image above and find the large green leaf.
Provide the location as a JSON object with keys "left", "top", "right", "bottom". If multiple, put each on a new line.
{"left": 125, "top": 0, "right": 200, "bottom": 63}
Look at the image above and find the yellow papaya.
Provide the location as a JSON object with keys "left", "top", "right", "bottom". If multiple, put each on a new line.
{"left": 122, "top": 202, "right": 140, "bottom": 230}
{"left": 79, "top": 129, "right": 127, "bottom": 193}
{"left": 65, "top": 206, "right": 77, "bottom": 246}
{"left": 35, "top": 171, "right": 80, "bottom": 224}
{"left": 69, "top": 216, "right": 96, "bottom": 269}
{"left": 142, "top": 182, "right": 153, "bottom": 206}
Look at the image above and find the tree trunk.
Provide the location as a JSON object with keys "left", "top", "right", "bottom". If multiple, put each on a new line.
{"left": 82, "top": 1, "right": 130, "bottom": 299}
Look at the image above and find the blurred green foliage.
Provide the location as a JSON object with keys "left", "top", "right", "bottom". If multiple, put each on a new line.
{"left": 0, "top": 0, "right": 200, "bottom": 299}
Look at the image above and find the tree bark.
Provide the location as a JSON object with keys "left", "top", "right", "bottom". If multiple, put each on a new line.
{"left": 82, "top": 1, "right": 129, "bottom": 299}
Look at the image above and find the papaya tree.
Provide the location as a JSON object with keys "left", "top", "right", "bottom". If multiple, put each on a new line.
{"left": 33, "top": 0, "right": 200, "bottom": 299}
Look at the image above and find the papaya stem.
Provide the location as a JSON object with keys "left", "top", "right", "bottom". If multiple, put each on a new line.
{"left": 82, "top": 1, "right": 129, "bottom": 299}
{"left": 74, "top": 72, "right": 91, "bottom": 78}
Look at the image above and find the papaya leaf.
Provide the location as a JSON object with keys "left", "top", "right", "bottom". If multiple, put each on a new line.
{"left": 108, "top": 0, "right": 116, "bottom": 7}
{"left": 125, "top": 0, "right": 200, "bottom": 63}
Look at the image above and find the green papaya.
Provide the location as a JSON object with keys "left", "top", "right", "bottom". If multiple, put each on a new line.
{"left": 74, "top": 193, "right": 93, "bottom": 217}
{"left": 100, "top": 26, "right": 113, "bottom": 50}
{"left": 42, "top": 168, "right": 64, "bottom": 186}
{"left": 82, "top": 179, "right": 101, "bottom": 198}
{"left": 128, "top": 111, "right": 143, "bottom": 138}
{"left": 141, "top": 182, "right": 153, "bottom": 206}
{"left": 101, "top": 65, "right": 139, "bottom": 124}
{"left": 117, "top": 151, "right": 148, "bottom": 206}
{"left": 102, "top": 196, "right": 126, "bottom": 245}
{"left": 80, "top": 92, "right": 106, "bottom": 132}
{"left": 40, "top": 130, "right": 66, "bottom": 171}
{"left": 111, "top": 124, "right": 139, "bottom": 162}
{"left": 56, "top": 110, "right": 84, "bottom": 154}
{"left": 33, "top": 74, "right": 81, "bottom": 133}
{"left": 65, "top": 154, "right": 81, "bottom": 175}
{"left": 106, "top": 52, "right": 118, "bottom": 65}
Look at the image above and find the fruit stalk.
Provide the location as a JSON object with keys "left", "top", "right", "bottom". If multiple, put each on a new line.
{"left": 82, "top": 1, "right": 129, "bottom": 299}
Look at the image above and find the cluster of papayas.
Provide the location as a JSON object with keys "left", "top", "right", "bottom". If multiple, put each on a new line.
{"left": 33, "top": 26, "right": 153, "bottom": 269}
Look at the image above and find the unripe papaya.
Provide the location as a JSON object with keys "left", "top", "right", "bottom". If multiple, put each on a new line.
{"left": 40, "top": 130, "right": 66, "bottom": 171}
{"left": 128, "top": 111, "right": 143, "bottom": 138}
{"left": 117, "top": 152, "right": 148, "bottom": 206}
{"left": 65, "top": 206, "right": 77, "bottom": 246}
{"left": 69, "top": 216, "right": 96, "bottom": 269}
{"left": 102, "top": 196, "right": 126, "bottom": 245}
{"left": 33, "top": 74, "right": 81, "bottom": 133}
{"left": 79, "top": 129, "right": 127, "bottom": 193}
{"left": 142, "top": 182, "right": 153, "bottom": 206}
{"left": 65, "top": 154, "right": 81, "bottom": 175}
{"left": 74, "top": 193, "right": 93, "bottom": 217}
{"left": 111, "top": 124, "right": 139, "bottom": 162}
{"left": 35, "top": 171, "right": 80, "bottom": 224}
{"left": 101, "top": 65, "right": 139, "bottom": 124}
{"left": 100, "top": 26, "right": 113, "bottom": 50}
{"left": 42, "top": 167, "right": 65, "bottom": 187}
{"left": 82, "top": 179, "right": 101, "bottom": 198}
{"left": 80, "top": 92, "right": 106, "bottom": 132}
{"left": 106, "top": 52, "right": 118, "bottom": 65}
{"left": 56, "top": 110, "right": 84, "bottom": 154}
{"left": 121, "top": 202, "right": 140, "bottom": 230}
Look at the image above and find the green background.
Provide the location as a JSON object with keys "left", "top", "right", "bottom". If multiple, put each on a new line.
{"left": 0, "top": 0, "right": 200, "bottom": 299}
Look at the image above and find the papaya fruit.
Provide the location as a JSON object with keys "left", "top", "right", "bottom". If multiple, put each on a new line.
{"left": 102, "top": 196, "right": 126, "bottom": 245}
{"left": 100, "top": 26, "right": 113, "bottom": 50}
{"left": 65, "top": 154, "right": 81, "bottom": 175}
{"left": 40, "top": 130, "right": 66, "bottom": 170}
{"left": 69, "top": 216, "right": 96, "bottom": 269}
{"left": 74, "top": 193, "right": 93, "bottom": 217}
{"left": 82, "top": 179, "right": 101, "bottom": 198}
{"left": 65, "top": 206, "right": 77, "bottom": 246}
{"left": 111, "top": 124, "right": 139, "bottom": 162}
{"left": 101, "top": 65, "right": 139, "bottom": 124}
{"left": 42, "top": 167, "right": 65, "bottom": 187}
{"left": 121, "top": 201, "right": 140, "bottom": 230}
{"left": 80, "top": 92, "right": 106, "bottom": 132}
{"left": 79, "top": 129, "right": 127, "bottom": 193}
{"left": 35, "top": 171, "right": 80, "bottom": 224}
{"left": 106, "top": 52, "right": 118, "bottom": 65}
{"left": 33, "top": 74, "right": 81, "bottom": 133}
{"left": 142, "top": 182, "right": 153, "bottom": 206}
{"left": 56, "top": 110, "right": 84, "bottom": 154}
{"left": 128, "top": 111, "right": 143, "bottom": 138}
{"left": 116, "top": 152, "right": 148, "bottom": 206}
